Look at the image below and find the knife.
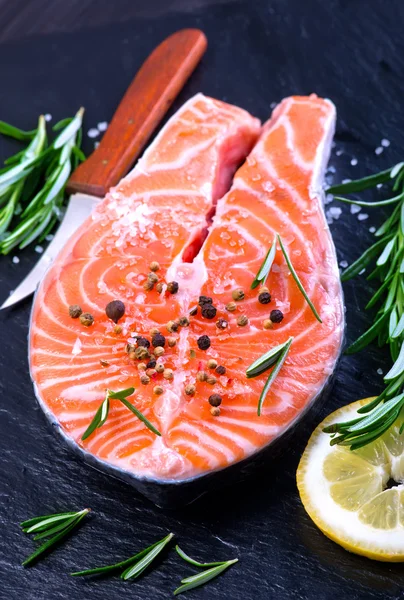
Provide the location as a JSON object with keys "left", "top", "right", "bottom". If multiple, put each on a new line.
{"left": 1, "top": 29, "right": 207, "bottom": 310}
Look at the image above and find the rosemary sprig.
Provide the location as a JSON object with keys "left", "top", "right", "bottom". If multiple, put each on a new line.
{"left": 246, "top": 337, "right": 293, "bottom": 415}
{"left": 323, "top": 162, "right": 404, "bottom": 448}
{"left": 251, "top": 236, "right": 277, "bottom": 289}
{"left": 21, "top": 508, "right": 90, "bottom": 567}
{"left": 81, "top": 387, "right": 161, "bottom": 441}
{"left": 0, "top": 109, "right": 85, "bottom": 253}
{"left": 277, "top": 234, "right": 322, "bottom": 323}
{"left": 71, "top": 533, "right": 174, "bottom": 579}
{"left": 175, "top": 545, "right": 228, "bottom": 568}
{"left": 174, "top": 556, "right": 238, "bottom": 596}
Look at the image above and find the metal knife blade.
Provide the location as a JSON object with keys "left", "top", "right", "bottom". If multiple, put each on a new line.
{"left": 1, "top": 194, "right": 98, "bottom": 309}
{"left": 0, "top": 29, "right": 207, "bottom": 310}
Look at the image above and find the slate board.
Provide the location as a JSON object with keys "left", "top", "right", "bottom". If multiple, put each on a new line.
{"left": 1, "top": 0, "right": 404, "bottom": 598}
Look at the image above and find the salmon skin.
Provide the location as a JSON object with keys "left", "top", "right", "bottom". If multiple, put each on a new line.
{"left": 29, "top": 93, "right": 343, "bottom": 506}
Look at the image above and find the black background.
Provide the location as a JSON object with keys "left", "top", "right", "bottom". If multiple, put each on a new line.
{"left": 1, "top": 1, "right": 404, "bottom": 598}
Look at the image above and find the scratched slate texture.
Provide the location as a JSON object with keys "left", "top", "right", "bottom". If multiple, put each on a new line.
{"left": 1, "top": 0, "right": 404, "bottom": 598}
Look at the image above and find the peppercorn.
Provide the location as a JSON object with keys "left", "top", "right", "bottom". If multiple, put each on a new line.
{"left": 225, "top": 301, "right": 237, "bottom": 312}
{"left": 179, "top": 316, "right": 190, "bottom": 327}
{"left": 137, "top": 363, "right": 147, "bottom": 371}
{"left": 206, "top": 375, "right": 217, "bottom": 385}
{"left": 128, "top": 352, "right": 136, "bottom": 360}
{"left": 216, "top": 318, "right": 228, "bottom": 330}
{"left": 209, "top": 394, "right": 222, "bottom": 407}
{"left": 198, "top": 295, "right": 213, "bottom": 306}
{"left": 270, "top": 309, "right": 284, "bottom": 324}
{"left": 196, "top": 371, "right": 208, "bottom": 382}
{"left": 166, "top": 320, "right": 179, "bottom": 333}
{"left": 167, "top": 281, "right": 179, "bottom": 294}
{"left": 146, "top": 368, "right": 157, "bottom": 377}
{"left": 185, "top": 384, "right": 196, "bottom": 396}
{"left": 100, "top": 359, "right": 109, "bottom": 367}
{"left": 237, "top": 315, "right": 249, "bottom": 327}
{"left": 136, "top": 337, "right": 150, "bottom": 348}
{"left": 263, "top": 319, "right": 272, "bottom": 329}
{"left": 126, "top": 341, "right": 136, "bottom": 354}
{"left": 154, "top": 346, "right": 165, "bottom": 357}
{"left": 210, "top": 407, "right": 221, "bottom": 417}
{"left": 69, "top": 304, "right": 82, "bottom": 318}
{"left": 105, "top": 300, "right": 125, "bottom": 323}
{"left": 143, "top": 280, "right": 154, "bottom": 291}
{"left": 232, "top": 289, "right": 244, "bottom": 301}
{"left": 207, "top": 359, "right": 218, "bottom": 369}
{"left": 156, "top": 363, "right": 165, "bottom": 373}
{"left": 114, "top": 325, "right": 122, "bottom": 334}
{"left": 156, "top": 283, "right": 163, "bottom": 294}
{"left": 146, "top": 359, "right": 157, "bottom": 369}
{"left": 167, "top": 336, "right": 177, "bottom": 347}
{"left": 134, "top": 347, "right": 150, "bottom": 360}
{"left": 150, "top": 261, "right": 160, "bottom": 272}
{"left": 150, "top": 327, "right": 160, "bottom": 336}
{"left": 216, "top": 365, "right": 226, "bottom": 375}
{"left": 163, "top": 368, "right": 174, "bottom": 380}
{"left": 140, "top": 374, "right": 150, "bottom": 385}
{"left": 197, "top": 335, "right": 211, "bottom": 351}
{"left": 258, "top": 291, "right": 271, "bottom": 305}
{"left": 153, "top": 385, "right": 164, "bottom": 395}
{"left": 189, "top": 306, "right": 198, "bottom": 316}
{"left": 79, "top": 312, "right": 94, "bottom": 327}
{"left": 201, "top": 304, "right": 217, "bottom": 319}
{"left": 148, "top": 272, "right": 159, "bottom": 284}
{"left": 152, "top": 333, "right": 166, "bottom": 348}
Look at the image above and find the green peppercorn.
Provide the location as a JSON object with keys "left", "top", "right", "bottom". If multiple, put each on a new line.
{"left": 79, "top": 313, "right": 94, "bottom": 327}
{"left": 232, "top": 289, "right": 244, "bottom": 301}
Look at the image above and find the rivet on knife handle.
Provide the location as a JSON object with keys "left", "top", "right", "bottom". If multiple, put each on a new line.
{"left": 66, "top": 28, "right": 207, "bottom": 198}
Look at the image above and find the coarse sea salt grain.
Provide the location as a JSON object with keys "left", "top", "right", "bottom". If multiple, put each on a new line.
{"left": 342, "top": 178, "right": 352, "bottom": 184}
{"left": 44, "top": 113, "right": 52, "bottom": 122}
{"left": 270, "top": 102, "right": 277, "bottom": 109}
{"left": 87, "top": 128, "right": 99, "bottom": 139}
{"left": 326, "top": 206, "right": 342, "bottom": 224}
{"left": 369, "top": 226, "right": 376, "bottom": 233}
{"left": 350, "top": 204, "right": 361, "bottom": 214}
{"left": 377, "top": 368, "right": 383, "bottom": 375}
{"left": 375, "top": 146, "right": 383, "bottom": 155}
{"left": 35, "top": 245, "right": 44, "bottom": 254}
{"left": 325, "top": 193, "right": 334, "bottom": 205}
{"left": 350, "top": 158, "right": 358, "bottom": 166}
{"left": 45, "top": 234, "right": 54, "bottom": 241}
{"left": 381, "top": 139, "right": 390, "bottom": 147}
{"left": 97, "top": 121, "right": 108, "bottom": 132}
{"left": 12, "top": 256, "right": 20, "bottom": 264}
{"left": 377, "top": 183, "right": 383, "bottom": 190}
{"left": 339, "top": 260, "right": 348, "bottom": 268}
{"left": 336, "top": 149, "right": 343, "bottom": 156}
{"left": 358, "top": 213, "right": 369, "bottom": 221}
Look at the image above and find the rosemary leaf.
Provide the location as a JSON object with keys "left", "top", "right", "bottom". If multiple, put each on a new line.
{"left": 246, "top": 339, "right": 291, "bottom": 378}
{"left": 257, "top": 337, "right": 293, "bottom": 416}
{"left": 121, "top": 533, "right": 174, "bottom": 580}
{"left": 0, "top": 120, "right": 37, "bottom": 141}
{"left": 174, "top": 559, "right": 238, "bottom": 596}
{"left": 333, "top": 193, "right": 404, "bottom": 207}
{"left": 21, "top": 511, "right": 77, "bottom": 530}
{"left": 119, "top": 397, "right": 161, "bottom": 437}
{"left": 376, "top": 237, "right": 396, "bottom": 266}
{"left": 345, "top": 312, "right": 389, "bottom": 355}
{"left": 277, "top": 235, "right": 322, "bottom": 323}
{"left": 24, "top": 512, "right": 78, "bottom": 534}
{"left": 340, "top": 238, "right": 389, "bottom": 281}
{"left": 327, "top": 168, "right": 392, "bottom": 194}
{"left": 175, "top": 545, "right": 227, "bottom": 568}
{"left": 71, "top": 538, "right": 163, "bottom": 577}
{"left": 384, "top": 344, "right": 404, "bottom": 381}
{"left": 251, "top": 236, "right": 277, "bottom": 289}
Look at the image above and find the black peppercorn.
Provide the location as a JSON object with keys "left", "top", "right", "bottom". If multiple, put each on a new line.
{"left": 270, "top": 309, "right": 284, "bottom": 323}
{"left": 215, "top": 365, "right": 226, "bottom": 375}
{"left": 136, "top": 336, "right": 150, "bottom": 348}
{"left": 201, "top": 304, "right": 217, "bottom": 319}
{"left": 69, "top": 304, "right": 82, "bottom": 318}
{"left": 146, "top": 359, "right": 157, "bottom": 369}
{"left": 167, "top": 281, "right": 179, "bottom": 294}
{"left": 216, "top": 318, "right": 228, "bottom": 330}
{"left": 199, "top": 295, "right": 213, "bottom": 306}
{"left": 152, "top": 333, "right": 166, "bottom": 348}
{"left": 209, "top": 394, "right": 222, "bottom": 407}
{"left": 105, "top": 300, "right": 125, "bottom": 323}
{"left": 258, "top": 291, "right": 271, "bottom": 305}
{"left": 197, "top": 335, "right": 211, "bottom": 351}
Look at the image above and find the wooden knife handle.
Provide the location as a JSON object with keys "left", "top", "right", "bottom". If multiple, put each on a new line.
{"left": 66, "top": 29, "right": 207, "bottom": 197}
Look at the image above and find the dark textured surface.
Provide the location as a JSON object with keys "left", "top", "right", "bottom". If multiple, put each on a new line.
{"left": 1, "top": 0, "right": 404, "bottom": 598}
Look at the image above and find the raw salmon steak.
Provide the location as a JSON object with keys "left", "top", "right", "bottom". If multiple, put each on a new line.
{"left": 30, "top": 93, "right": 343, "bottom": 503}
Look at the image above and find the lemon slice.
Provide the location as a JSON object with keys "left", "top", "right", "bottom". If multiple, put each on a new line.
{"left": 297, "top": 398, "right": 404, "bottom": 561}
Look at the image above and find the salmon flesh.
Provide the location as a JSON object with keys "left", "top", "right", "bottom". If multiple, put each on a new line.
{"left": 29, "top": 93, "right": 343, "bottom": 504}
